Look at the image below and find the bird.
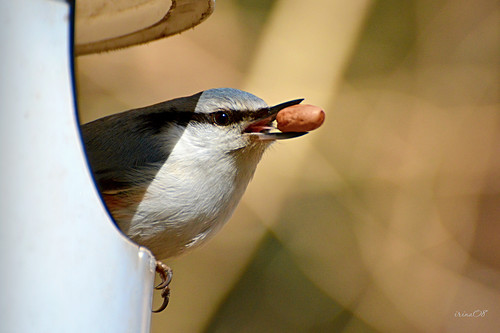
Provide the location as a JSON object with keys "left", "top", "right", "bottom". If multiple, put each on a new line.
{"left": 81, "top": 88, "right": 308, "bottom": 311}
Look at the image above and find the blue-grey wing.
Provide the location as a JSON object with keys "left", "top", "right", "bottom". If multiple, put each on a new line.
{"left": 80, "top": 96, "right": 200, "bottom": 192}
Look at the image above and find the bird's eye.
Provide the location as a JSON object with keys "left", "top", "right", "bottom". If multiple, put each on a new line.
{"left": 213, "top": 111, "right": 231, "bottom": 126}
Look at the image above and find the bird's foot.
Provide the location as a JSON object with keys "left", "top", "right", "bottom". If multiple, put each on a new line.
{"left": 152, "top": 261, "right": 173, "bottom": 313}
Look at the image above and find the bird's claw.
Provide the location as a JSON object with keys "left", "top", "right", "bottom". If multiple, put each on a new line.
{"left": 152, "top": 261, "right": 173, "bottom": 313}
{"left": 155, "top": 262, "right": 173, "bottom": 289}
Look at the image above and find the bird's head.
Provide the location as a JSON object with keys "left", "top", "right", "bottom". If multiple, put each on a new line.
{"left": 182, "top": 88, "right": 306, "bottom": 155}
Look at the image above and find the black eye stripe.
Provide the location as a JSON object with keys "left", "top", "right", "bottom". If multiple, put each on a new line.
{"left": 190, "top": 108, "right": 271, "bottom": 126}
{"left": 138, "top": 107, "right": 273, "bottom": 131}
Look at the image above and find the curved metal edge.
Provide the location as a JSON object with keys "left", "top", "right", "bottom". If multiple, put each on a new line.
{"left": 75, "top": 0, "right": 215, "bottom": 56}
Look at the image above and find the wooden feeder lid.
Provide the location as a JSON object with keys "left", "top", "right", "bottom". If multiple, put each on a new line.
{"left": 75, "top": 0, "right": 214, "bottom": 55}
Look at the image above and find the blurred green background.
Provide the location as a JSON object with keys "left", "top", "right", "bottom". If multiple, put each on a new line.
{"left": 76, "top": 0, "right": 500, "bottom": 332}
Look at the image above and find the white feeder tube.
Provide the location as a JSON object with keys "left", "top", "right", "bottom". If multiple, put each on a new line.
{"left": 0, "top": 1, "right": 156, "bottom": 332}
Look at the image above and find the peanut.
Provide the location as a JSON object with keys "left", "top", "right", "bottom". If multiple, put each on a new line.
{"left": 276, "top": 104, "right": 325, "bottom": 132}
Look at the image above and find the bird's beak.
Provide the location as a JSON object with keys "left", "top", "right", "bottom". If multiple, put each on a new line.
{"left": 244, "top": 98, "right": 308, "bottom": 140}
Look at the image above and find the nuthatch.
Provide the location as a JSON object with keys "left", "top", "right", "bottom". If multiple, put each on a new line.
{"left": 81, "top": 88, "right": 321, "bottom": 311}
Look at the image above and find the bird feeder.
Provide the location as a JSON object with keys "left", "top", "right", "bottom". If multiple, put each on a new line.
{"left": 0, "top": 1, "right": 213, "bottom": 332}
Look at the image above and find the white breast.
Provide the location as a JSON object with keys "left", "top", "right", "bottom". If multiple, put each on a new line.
{"left": 125, "top": 127, "right": 266, "bottom": 259}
